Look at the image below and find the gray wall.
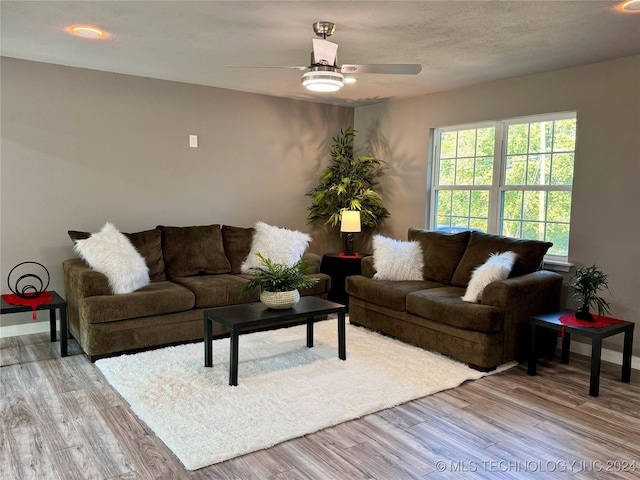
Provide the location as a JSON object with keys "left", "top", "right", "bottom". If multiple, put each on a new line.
{"left": 1, "top": 57, "right": 352, "bottom": 328}
{"left": 354, "top": 55, "right": 640, "bottom": 354}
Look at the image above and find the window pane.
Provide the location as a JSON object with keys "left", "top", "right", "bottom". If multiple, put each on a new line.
{"left": 456, "top": 158, "right": 474, "bottom": 185}
{"left": 507, "top": 124, "right": 528, "bottom": 155}
{"left": 457, "top": 130, "right": 476, "bottom": 157}
{"left": 439, "top": 159, "right": 455, "bottom": 185}
{"left": 470, "top": 191, "right": 489, "bottom": 218}
{"left": 526, "top": 154, "right": 551, "bottom": 185}
{"left": 528, "top": 121, "right": 553, "bottom": 153}
{"left": 440, "top": 131, "right": 457, "bottom": 158}
{"left": 553, "top": 119, "right": 577, "bottom": 151}
{"left": 550, "top": 153, "right": 574, "bottom": 185}
{"left": 501, "top": 220, "right": 521, "bottom": 238}
{"left": 546, "top": 223, "right": 569, "bottom": 257}
{"left": 505, "top": 155, "right": 527, "bottom": 185}
{"left": 476, "top": 127, "right": 495, "bottom": 156}
{"left": 523, "top": 191, "right": 546, "bottom": 222}
{"left": 522, "top": 221, "right": 545, "bottom": 241}
{"left": 547, "top": 191, "right": 572, "bottom": 222}
{"left": 475, "top": 157, "right": 493, "bottom": 185}
{"left": 452, "top": 190, "right": 470, "bottom": 217}
{"left": 469, "top": 219, "right": 488, "bottom": 232}
{"left": 502, "top": 191, "right": 523, "bottom": 220}
{"left": 436, "top": 190, "right": 452, "bottom": 217}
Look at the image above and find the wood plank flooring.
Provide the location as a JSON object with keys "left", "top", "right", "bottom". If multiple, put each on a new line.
{"left": 2, "top": 331, "right": 639, "bottom": 479}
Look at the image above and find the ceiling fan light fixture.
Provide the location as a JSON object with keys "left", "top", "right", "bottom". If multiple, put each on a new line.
{"left": 301, "top": 70, "right": 344, "bottom": 92}
{"left": 619, "top": 0, "right": 640, "bottom": 11}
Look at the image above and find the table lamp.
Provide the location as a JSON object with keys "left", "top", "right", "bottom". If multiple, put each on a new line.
{"left": 340, "top": 210, "right": 361, "bottom": 257}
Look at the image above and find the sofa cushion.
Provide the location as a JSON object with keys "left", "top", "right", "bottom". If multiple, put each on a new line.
{"left": 406, "top": 287, "right": 503, "bottom": 333}
{"left": 222, "top": 225, "right": 254, "bottom": 274}
{"left": 346, "top": 275, "right": 445, "bottom": 311}
{"left": 451, "top": 231, "right": 552, "bottom": 287}
{"left": 158, "top": 225, "right": 231, "bottom": 279}
{"left": 82, "top": 281, "right": 195, "bottom": 324}
{"left": 408, "top": 229, "right": 471, "bottom": 284}
{"left": 69, "top": 227, "right": 166, "bottom": 282}
{"left": 172, "top": 274, "right": 259, "bottom": 309}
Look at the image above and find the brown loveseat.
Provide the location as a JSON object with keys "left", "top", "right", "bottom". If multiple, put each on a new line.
{"left": 346, "top": 229, "right": 562, "bottom": 370}
{"left": 63, "top": 224, "right": 330, "bottom": 361}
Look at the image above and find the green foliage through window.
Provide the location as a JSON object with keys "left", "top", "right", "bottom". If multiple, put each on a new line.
{"left": 432, "top": 113, "right": 576, "bottom": 258}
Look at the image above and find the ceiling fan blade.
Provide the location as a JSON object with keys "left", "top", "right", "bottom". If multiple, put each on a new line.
{"left": 341, "top": 64, "right": 422, "bottom": 75}
{"left": 225, "top": 65, "right": 308, "bottom": 71}
{"left": 312, "top": 39, "right": 338, "bottom": 65}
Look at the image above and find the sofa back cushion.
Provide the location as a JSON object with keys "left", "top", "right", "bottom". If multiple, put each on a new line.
{"left": 407, "top": 229, "right": 471, "bottom": 284}
{"left": 451, "top": 231, "right": 552, "bottom": 287}
{"left": 158, "top": 225, "right": 231, "bottom": 279}
{"left": 69, "top": 227, "right": 166, "bottom": 282}
{"left": 222, "top": 225, "right": 254, "bottom": 274}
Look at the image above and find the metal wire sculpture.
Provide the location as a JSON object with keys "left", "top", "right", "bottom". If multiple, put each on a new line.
{"left": 7, "top": 261, "right": 50, "bottom": 298}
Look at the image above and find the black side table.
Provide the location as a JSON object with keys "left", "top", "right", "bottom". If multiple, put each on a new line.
{"left": 320, "top": 253, "right": 370, "bottom": 311}
{"left": 528, "top": 309, "right": 634, "bottom": 397}
{"left": 1, "top": 291, "right": 68, "bottom": 357}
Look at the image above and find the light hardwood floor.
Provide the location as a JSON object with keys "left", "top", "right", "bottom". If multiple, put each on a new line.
{"left": 2, "top": 331, "right": 639, "bottom": 480}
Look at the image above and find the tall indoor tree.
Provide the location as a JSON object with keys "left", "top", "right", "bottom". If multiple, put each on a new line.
{"left": 307, "top": 128, "right": 389, "bottom": 229}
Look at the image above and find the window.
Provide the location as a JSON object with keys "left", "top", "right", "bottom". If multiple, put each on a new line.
{"left": 431, "top": 112, "right": 576, "bottom": 260}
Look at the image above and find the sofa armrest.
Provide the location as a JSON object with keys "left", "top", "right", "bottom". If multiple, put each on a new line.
{"left": 63, "top": 258, "right": 112, "bottom": 298}
{"left": 482, "top": 270, "right": 563, "bottom": 362}
{"left": 360, "top": 256, "right": 376, "bottom": 278}
{"left": 302, "top": 252, "right": 321, "bottom": 274}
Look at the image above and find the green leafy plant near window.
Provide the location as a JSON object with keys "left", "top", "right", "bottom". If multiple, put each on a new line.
{"left": 307, "top": 127, "right": 389, "bottom": 229}
{"left": 569, "top": 264, "right": 611, "bottom": 321}
{"left": 239, "top": 253, "right": 319, "bottom": 296}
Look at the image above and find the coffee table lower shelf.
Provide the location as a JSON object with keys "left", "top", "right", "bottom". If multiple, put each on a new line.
{"left": 203, "top": 296, "right": 347, "bottom": 386}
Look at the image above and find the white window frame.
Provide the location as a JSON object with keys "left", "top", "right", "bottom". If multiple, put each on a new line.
{"left": 429, "top": 112, "right": 576, "bottom": 265}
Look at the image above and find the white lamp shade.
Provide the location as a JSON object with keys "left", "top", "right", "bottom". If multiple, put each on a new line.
{"left": 340, "top": 211, "right": 361, "bottom": 232}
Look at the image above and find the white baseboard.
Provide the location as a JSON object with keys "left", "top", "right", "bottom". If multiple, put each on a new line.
{"left": 559, "top": 338, "right": 640, "bottom": 371}
{"left": 1, "top": 321, "right": 52, "bottom": 338}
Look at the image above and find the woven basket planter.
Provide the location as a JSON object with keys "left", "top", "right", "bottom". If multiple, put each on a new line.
{"left": 260, "top": 290, "right": 300, "bottom": 309}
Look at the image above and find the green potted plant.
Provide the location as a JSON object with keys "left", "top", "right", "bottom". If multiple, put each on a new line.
{"left": 307, "top": 127, "right": 390, "bottom": 229}
{"left": 569, "top": 264, "right": 611, "bottom": 321}
{"left": 239, "top": 253, "right": 319, "bottom": 309}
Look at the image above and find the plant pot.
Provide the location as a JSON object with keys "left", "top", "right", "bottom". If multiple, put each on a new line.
{"left": 575, "top": 304, "right": 594, "bottom": 322}
{"left": 260, "top": 290, "right": 300, "bottom": 309}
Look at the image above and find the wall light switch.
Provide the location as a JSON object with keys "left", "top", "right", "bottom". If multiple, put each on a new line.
{"left": 189, "top": 134, "right": 198, "bottom": 148}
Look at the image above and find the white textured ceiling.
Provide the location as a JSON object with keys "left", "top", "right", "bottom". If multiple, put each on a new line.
{"left": 2, "top": 1, "right": 639, "bottom": 106}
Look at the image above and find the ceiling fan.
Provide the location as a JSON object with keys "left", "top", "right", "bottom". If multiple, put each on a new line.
{"left": 227, "top": 21, "right": 422, "bottom": 93}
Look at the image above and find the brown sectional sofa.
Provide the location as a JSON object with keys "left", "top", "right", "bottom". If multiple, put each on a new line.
{"left": 63, "top": 224, "right": 330, "bottom": 361}
{"left": 346, "top": 229, "right": 562, "bottom": 370}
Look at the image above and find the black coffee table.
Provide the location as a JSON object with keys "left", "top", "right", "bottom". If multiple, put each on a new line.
{"left": 203, "top": 296, "right": 347, "bottom": 386}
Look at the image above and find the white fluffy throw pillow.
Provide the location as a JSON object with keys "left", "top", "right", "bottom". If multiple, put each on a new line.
{"left": 461, "top": 251, "right": 517, "bottom": 303}
{"left": 241, "top": 222, "right": 311, "bottom": 273}
{"left": 74, "top": 222, "right": 150, "bottom": 294}
{"left": 372, "top": 235, "right": 424, "bottom": 281}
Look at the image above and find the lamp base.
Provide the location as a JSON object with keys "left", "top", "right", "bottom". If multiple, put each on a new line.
{"left": 339, "top": 252, "right": 359, "bottom": 258}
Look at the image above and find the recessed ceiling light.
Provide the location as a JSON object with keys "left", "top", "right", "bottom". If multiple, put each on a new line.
{"left": 344, "top": 77, "right": 357, "bottom": 84}
{"left": 619, "top": 0, "right": 640, "bottom": 12}
{"left": 66, "top": 25, "right": 108, "bottom": 39}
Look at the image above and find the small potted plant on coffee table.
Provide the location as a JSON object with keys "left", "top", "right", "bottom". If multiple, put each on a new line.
{"left": 239, "top": 253, "right": 319, "bottom": 309}
{"left": 569, "top": 264, "right": 611, "bottom": 322}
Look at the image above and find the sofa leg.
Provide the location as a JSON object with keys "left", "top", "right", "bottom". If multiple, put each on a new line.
{"left": 468, "top": 363, "right": 496, "bottom": 372}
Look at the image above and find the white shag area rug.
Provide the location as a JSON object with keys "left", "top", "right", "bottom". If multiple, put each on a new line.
{"left": 96, "top": 319, "right": 514, "bottom": 470}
